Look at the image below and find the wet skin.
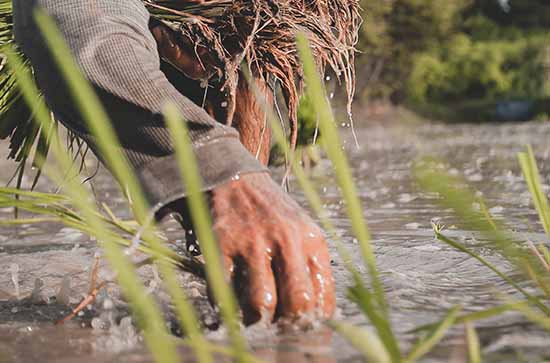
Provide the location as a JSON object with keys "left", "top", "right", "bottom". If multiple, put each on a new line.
{"left": 210, "top": 173, "right": 335, "bottom": 324}
{"left": 151, "top": 21, "right": 336, "bottom": 324}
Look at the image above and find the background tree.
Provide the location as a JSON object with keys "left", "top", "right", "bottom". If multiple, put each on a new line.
{"left": 355, "top": 0, "right": 550, "bottom": 120}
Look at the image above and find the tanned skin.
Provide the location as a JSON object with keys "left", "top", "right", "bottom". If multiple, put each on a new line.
{"left": 151, "top": 18, "right": 335, "bottom": 325}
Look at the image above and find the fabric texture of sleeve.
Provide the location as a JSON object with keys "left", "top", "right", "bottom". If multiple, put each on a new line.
{"left": 12, "top": 0, "right": 267, "bottom": 213}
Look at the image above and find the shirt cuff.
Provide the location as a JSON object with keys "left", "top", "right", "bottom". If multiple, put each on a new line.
{"left": 135, "top": 135, "right": 268, "bottom": 214}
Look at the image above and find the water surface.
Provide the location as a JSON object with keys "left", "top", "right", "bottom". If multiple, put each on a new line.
{"left": 2, "top": 120, "right": 550, "bottom": 362}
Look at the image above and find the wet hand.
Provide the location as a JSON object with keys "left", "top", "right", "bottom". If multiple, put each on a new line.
{"left": 150, "top": 21, "right": 215, "bottom": 80}
{"left": 209, "top": 173, "right": 335, "bottom": 325}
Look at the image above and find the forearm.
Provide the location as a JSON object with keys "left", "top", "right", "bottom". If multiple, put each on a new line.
{"left": 13, "top": 0, "right": 267, "bottom": 212}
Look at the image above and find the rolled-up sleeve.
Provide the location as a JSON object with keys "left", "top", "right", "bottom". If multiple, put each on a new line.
{"left": 13, "top": 0, "right": 267, "bottom": 212}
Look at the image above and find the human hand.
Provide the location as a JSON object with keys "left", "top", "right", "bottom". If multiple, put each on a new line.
{"left": 150, "top": 21, "right": 215, "bottom": 80}
{"left": 207, "top": 172, "right": 335, "bottom": 325}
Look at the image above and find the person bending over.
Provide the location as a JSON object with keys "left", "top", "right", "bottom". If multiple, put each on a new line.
{"left": 13, "top": 0, "right": 335, "bottom": 325}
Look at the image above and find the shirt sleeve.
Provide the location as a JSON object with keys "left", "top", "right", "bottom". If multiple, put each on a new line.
{"left": 13, "top": 0, "right": 267, "bottom": 213}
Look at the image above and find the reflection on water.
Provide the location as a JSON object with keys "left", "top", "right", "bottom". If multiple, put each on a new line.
{"left": 2, "top": 120, "right": 550, "bottom": 362}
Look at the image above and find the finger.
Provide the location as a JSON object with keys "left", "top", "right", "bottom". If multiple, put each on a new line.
{"left": 274, "top": 235, "right": 316, "bottom": 321}
{"left": 240, "top": 247, "right": 277, "bottom": 325}
{"left": 306, "top": 232, "right": 336, "bottom": 319}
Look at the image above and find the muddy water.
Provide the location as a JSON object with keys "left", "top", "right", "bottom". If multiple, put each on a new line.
{"left": 2, "top": 120, "right": 550, "bottom": 363}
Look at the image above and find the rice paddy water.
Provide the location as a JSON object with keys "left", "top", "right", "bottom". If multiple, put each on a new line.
{"left": 3, "top": 117, "right": 550, "bottom": 362}
{"left": 1, "top": 12, "right": 550, "bottom": 363}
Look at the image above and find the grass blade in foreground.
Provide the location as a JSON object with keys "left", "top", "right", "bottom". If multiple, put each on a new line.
{"left": 509, "top": 297, "right": 550, "bottom": 330}
{"left": 241, "top": 68, "right": 395, "bottom": 362}
{"left": 329, "top": 321, "right": 391, "bottom": 363}
{"left": 296, "top": 33, "right": 401, "bottom": 362}
{"left": 518, "top": 145, "right": 550, "bottom": 234}
{"left": 4, "top": 46, "right": 178, "bottom": 363}
{"left": 164, "top": 103, "right": 247, "bottom": 362}
{"left": 415, "top": 159, "right": 550, "bottom": 315}
{"left": 0, "top": 187, "right": 205, "bottom": 276}
{"left": 26, "top": 12, "right": 214, "bottom": 362}
{"left": 435, "top": 233, "right": 545, "bottom": 312}
{"left": 409, "top": 301, "right": 529, "bottom": 333}
{"left": 296, "top": 33, "right": 385, "bottom": 308}
{"left": 404, "top": 305, "right": 461, "bottom": 363}
{"left": 465, "top": 321, "right": 481, "bottom": 363}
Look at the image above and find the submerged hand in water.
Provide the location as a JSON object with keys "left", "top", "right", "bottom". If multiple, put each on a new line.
{"left": 170, "top": 172, "right": 336, "bottom": 325}
{"left": 213, "top": 173, "right": 336, "bottom": 325}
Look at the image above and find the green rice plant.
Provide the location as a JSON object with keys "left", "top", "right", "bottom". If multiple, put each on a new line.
{"left": 412, "top": 148, "right": 550, "bottom": 344}
{"left": 242, "top": 53, "right": 400, "bottom": 363}
{"left": 507, "top": 296, "right": 550, "bottom": 331}
{"left": 164, "top": 103, "right": 247, "bottom": 361}
{"left": 239, "top": 34, "right": 468, "bottom": 363}
{"left": 0, "top": 8, "right": 259, "bottom": 363}
{"left": 296, "top": 34, "right": 385, "bottom": 309}
{"left": 243, "top": 72, "right": 407, "bottom": 363}
{"left": 243, "top": 34, "right": 463, "bottom": 363}
{"left": 295, "top": 35, "right": 405, "bottom": 362}
{"left": 518, "top": 145, "right": 550, "bottom": 235}
{"left": 328, "top": 321, "right": 391, "bottom": 363}
{"left": 0, "top": 186, "right": 203, "bottom": 275}
{"left": 4, "top": 45, "right": 180, "bottom": 363}
{"left": 404, "top": 305, "right": 461, "bottom": 363}
{"left": 465, "top": 321, "right": 482, "bottom": 363}
{"left": 409, "top": 301, "right": 529, "bottom": 334}
{"left": 31, "top": 11, "right": 216, "bottom": 363}
{"left": 415, "top": 158, "right": 550, "bottom": 313}
{"left": 298, "top": 34, "right": 475, "bottom": 363}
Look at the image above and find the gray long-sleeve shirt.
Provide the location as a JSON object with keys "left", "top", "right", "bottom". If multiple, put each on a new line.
{"left": 13, "top": 0, "right": 266, "bottom": 212}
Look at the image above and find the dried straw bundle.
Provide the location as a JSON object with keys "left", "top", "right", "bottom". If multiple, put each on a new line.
{"left": 144, "top": 0, "right": 360, "bottom": 150}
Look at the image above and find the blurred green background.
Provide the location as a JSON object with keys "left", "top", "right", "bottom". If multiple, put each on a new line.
{"left": 355, "top": 0, "right": 550, "bottom": 122}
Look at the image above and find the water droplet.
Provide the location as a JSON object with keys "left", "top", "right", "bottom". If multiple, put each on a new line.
{"left": 303, "top": 292, "right": 311, "bottom": 301}
{"left": 265, "top": 292, "right": 273, "bottom": 303}
{"left": 91, "top": 317, "right": 104, "bottom": 330}
{"left": 325, "top": 76, "right": 331, "bottom": 81}
{"left": 316, "top": 273, "right": 323, "bottom": 281}
{"left": 220, "top": 101, "right": 228, "bottom": 108}
{"left": 103, "top": 298, "right": 114, "bottom": 310}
